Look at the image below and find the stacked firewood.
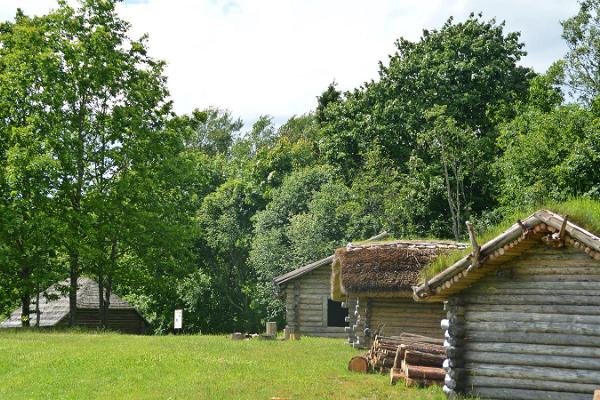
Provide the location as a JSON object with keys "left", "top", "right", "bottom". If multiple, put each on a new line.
{"left": 348, "top": 333, "right": 445, "bottom": 387}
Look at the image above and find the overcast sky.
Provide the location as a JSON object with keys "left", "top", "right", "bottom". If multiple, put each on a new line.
{"left": 0, "top": 0, "right": 581, "bottom": 127}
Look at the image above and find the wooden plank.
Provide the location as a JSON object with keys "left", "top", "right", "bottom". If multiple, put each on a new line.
{"left": 465, "top": 320, "right": 600, "bottom": 336}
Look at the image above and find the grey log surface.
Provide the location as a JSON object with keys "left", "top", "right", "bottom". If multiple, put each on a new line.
{"left": 462, "top": 294, "right": 600, "bottom": 306}
{"left": 469, "top": 387, "right": 592, "bottom": 400}
{"left": 459, "top": 363, "right": 600, "bottom": 385}
{"left": 463, "top": 350, "right": 600, "bottom": 370}
{"left": 465, "top": 330, "right": 600, "bottom": 347}
{"left": 464, "top": 375, "right": 599, "bottom": 394}
{"left": 464, "top": 320, "right": 600, "bottom": 336}
{"left": 464, "top": 342, "right": 600, "bottom": 358}
{"left": 464, "top": 311, "right": 600, "bottom": 324}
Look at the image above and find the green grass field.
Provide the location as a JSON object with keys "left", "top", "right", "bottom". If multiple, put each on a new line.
{"left": 0, "top": 330, "right": 447, "bottom": 400}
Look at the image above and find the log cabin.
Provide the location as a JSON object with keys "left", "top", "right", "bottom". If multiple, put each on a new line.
{"left": 330, "top": 240, "right": 467, "bottom": 348}
{"left": 1, "top": 277, "right": 148, "bottom": 334}
{"left": 413, "top": 210, "right": 600, "bottom": 400}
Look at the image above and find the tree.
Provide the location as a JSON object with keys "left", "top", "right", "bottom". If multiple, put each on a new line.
{"left": 180, "top": 107, "right": 243, "bottom": 155}
{"left": 319, "top": 14, "right": 532, "bottom": 176}
{"left": 561, "top": 0, "right": 600, "bottom": 104}
{"left": 0, "top": 11, "right": 63, "bottom": 325}
{"left": 315, "top": 81, "right": 341, "bottom": 125}
{"left": 196, "top": 178, "right": 264, "bottom": 331}
{"left": 0, "top": 0, "right": 200, "bottom": 328}
{"left": 496, "top": 105, "right": 600, "bottom": 210}
{"left": 417, "top": 106, "right": 482, "bottom": 240}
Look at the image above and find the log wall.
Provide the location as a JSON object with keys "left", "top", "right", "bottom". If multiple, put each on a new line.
{"left": 444, "top": 244, "right": 600, "bottom": 400}
{"left": 55, "top": 308, "right": 146, "bottom": 334}
{"left": 284, "top": 265, "right": 347, "bottom": 338}
{"left": 351, "top": 296, "right": 445, "bottom": 348}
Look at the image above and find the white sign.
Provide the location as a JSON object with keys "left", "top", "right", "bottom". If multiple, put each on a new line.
{"left": 174, "top": 309, "right": 183, "bottom": 330}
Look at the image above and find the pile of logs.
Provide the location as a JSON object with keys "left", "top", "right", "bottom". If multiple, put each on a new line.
{"left": 348, "top": 333, "right": 446, "bottom": 388}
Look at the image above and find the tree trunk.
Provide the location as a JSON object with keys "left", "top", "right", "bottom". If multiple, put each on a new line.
{"left": 20, "top": 293, "right": 31, "bottom": 328}
{"left": 35, "top": 283, "right": 40, "bottom": 327}
{"left": 69, "top": 253, "right": 79, "bottom": 327}
{"left": 98, "top": 269, "right": 105, "bottom": 329}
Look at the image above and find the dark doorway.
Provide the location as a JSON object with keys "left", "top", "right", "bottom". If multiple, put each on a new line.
{"left": 327, "top": 299, "right": 348, "bottom": 327}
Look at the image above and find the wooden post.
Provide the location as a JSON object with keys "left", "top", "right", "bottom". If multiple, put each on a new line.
{"left": 266, "top": 321, "right": 277, "bottom": 337}
{"left": 466, "top": 221, "right": 480, "bottom": 268}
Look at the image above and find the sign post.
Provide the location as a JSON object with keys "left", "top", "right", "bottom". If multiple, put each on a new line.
{"left": 174, "top": 309, "right": 183, "bottom": 334}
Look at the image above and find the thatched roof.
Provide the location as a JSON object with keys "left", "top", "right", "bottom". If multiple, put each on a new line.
{"left": 331, "top": 240, "right": 467, "bottom": 299}
{"left": 1, "top": 277, "right": 139, "bottom": 328}
{"left": 413, "top": 210, "right": 600, "bottom": 302}
{"left": 273, "top": 232, "right": 389, "bottom": 288}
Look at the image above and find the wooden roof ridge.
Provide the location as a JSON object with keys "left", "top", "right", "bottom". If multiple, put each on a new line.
{"left": 344, "top": 240, "right": 467, "bottom": 251}
{"left": 272, "top": 231, "right": 389, "bottom": 287}
{"left": 413, "top": 210, "right": 600, "bottom": 302}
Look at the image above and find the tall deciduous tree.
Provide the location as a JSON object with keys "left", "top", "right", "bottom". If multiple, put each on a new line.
{"left": 561, "top": 0, "right": 600, "bottom": 104}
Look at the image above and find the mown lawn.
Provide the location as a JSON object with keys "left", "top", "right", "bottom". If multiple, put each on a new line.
{"left": 0, "top": 330, "right": 446, "bottom": 400}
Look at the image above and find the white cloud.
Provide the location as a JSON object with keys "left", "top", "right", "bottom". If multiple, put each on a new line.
{"left": 0, "top": 0, "right": 581, "bottom": 126}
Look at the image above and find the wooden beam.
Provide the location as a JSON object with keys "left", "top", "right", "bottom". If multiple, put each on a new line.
{"left": 466, "top": 221, "right": 480, "bottom": 268}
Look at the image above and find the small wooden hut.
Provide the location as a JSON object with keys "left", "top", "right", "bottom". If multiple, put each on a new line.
{"left": 1, "top": 277, "right": 148, "bottom": 334}
{"left": 331, "top": 240, "right": 467, "bottom": 347}
{"left": 413, "top": 210, "right": 600, "bottom": 400}
{"left": 273, "top": 233, "right": 388, "bottom": 338}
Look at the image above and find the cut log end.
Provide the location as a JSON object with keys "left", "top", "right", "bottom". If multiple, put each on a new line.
{"left": 348, "top": 355, "right": 369, "bottom": 373}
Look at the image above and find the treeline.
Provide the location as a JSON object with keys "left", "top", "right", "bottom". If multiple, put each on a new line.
{"left": 1, "top": 0, "right": 599, "bottom": 333}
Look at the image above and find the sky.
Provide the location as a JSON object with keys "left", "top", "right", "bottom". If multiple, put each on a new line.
{"left": 0, "top": 0, "right": 581, "bottom": 128}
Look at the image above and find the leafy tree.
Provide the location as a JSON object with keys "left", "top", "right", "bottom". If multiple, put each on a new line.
{"left": 496, "top": 105, "right": 600, "bottom": 210}
{"left": 315, "top": 81, "right": 341, "bottom": 125}
{"left": 417, "top": 106, "right": 483, "bottom": 240}
{"left": 561, "top": 0, "right": 600, "bottom": 104}
{"left": 179, "top": 107, "right": 243, "bottom": 156}
{"left": 249, "top": 165, "right": 339, "bottom": 320}
{"left": 196, "top": 178, "right": 264, "bottom": 331}
{"left": 0, "top": 11, "right": 63, "bottom": 325}
{"left": 320, "top": 14, "right": 532, "bottom": 175}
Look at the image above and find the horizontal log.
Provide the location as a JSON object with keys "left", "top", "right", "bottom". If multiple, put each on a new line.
{"left": 465, "top": 320, "right": 600, "bottom": 337}
{"left": 471, "top": 281, "right": 600, "bottom": 291}
{"left": 464, "top": 342, "right": 600, "bottom": 358}
{"left": 464, "top": 350, "right": 600, "bottom": 370}
{"left": 465, "top": 311, "right": 600, "bottom": 325}
{"left": 404, "top": 350, "right": 445, "bottom": 368}
{"left": 404, "top": 365, "right": 445, "bottom": 381}
{"left": 462, "top": 294, "right": 600, "bottom": 306}
{"left": 460, "top": 362, "right": 600, "bottom": 384}
{"left": 458, "top": 304, "right": 600, "bottom": 316}
{"left": 468, "top": 387, "right": 591, "bottom": 400}
{"left": 464, "top": 375, "right": 600, "bottom": 394}
{"left": 465, "top": 330, "right": 600, "bottom": 347}
{"left": 468, "top": 288, "right": 600, "bottom": 296}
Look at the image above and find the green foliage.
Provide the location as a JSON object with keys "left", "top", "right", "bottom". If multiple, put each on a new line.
{"left": 496, "top": 104, "right": 600, "bottom": 208}
{"left": 561, "top": 0, "right": 600, "bottom": 103}
{"left": 319, "top": 13, "right": 531, "bottom": 174}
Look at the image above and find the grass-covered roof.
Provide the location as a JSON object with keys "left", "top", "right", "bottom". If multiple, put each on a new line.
{"left": 419, "top": 198, "right": 600, "bottom": 283}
